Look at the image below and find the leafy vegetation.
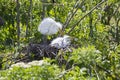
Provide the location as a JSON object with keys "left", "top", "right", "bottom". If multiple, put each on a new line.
{"left": 0, "top": 0, "right": 120, "bottom": 80}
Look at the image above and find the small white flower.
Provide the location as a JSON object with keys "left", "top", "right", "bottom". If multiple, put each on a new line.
{"left": 74, "top": 38, "right": 78, "bottom": 41}
{"left": 95, "top": 50, "right": 101, "bottom": 54}
{"left": 80, "top": 67, "right": 87, "bottom": 73}
{"left": 38, "top": 17, "right": 62, "bottom": 35}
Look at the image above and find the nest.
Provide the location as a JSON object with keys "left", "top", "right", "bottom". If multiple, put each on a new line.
{"left": 19, "top": 43, "right": 60, "bottom": 62}
{"left": 28, "top": 43, "right": 59, "bottom": 59}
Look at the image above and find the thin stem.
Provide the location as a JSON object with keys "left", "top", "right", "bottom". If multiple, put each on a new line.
{"left": 63, "top": 0, "right": 85, "bottom": 30}
{"left": 63, "top": 0, "right": 80, "bottom": 28}
{"left": 68, "top": 0, "right": 107, "bottom": 34}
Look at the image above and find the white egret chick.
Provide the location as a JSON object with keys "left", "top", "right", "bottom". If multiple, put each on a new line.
{"left": 38, "top": 17, "right": 62, "bottom": 35}
{"left": 50, "top": 35, "right": 71, "bottom": 49}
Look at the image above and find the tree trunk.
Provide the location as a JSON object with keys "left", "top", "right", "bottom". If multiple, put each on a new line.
{"left": 26, "top": 0, "right": 32, "bottom": 41}
{"left": 16, "top": 0, "right": 20, "bottom": 47}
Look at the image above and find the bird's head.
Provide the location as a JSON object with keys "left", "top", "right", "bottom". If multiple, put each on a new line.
{"left": 56, "top": 22, "right": 62, "bottom": 30}
{"left": 56, "top": 22, "right": 64, "bottom": 36}
{"left": 63, "top": 35, "right": 77, "bottom": 42}
{"left": 63, "top": 35, "right": 72, "bottom": 42}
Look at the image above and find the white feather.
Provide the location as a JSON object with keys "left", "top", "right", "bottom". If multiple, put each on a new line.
{"left": 50, "top": 35, "right": 71, "bottom": 49}
{"left": 38, "top": 18, "right": 62, "bottom": 35}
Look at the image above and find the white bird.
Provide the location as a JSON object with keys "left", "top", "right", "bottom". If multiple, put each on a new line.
{"left": 50, "top": 35, "right": 71, "bottom": 49}
{"left": 38, "top": 17, "right": 62, "bottom": 35}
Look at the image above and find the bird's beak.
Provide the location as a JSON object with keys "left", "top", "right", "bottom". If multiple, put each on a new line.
{"left": 70, "top": 37, "right": 74, "bottom": 41}
{"left": 58, "top": 29, "right": 64, "bottom": 36}
{"left": 70, "top": 36, "right": 78, "bottom": 41}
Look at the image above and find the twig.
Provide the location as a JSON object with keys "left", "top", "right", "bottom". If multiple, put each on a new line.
{"left": 67, "top": 0, "right": 107, "bottom": 34}
{"left": 58, "top": 66, "right": 74, "bottom": 78}
{"left": 91, "top": 65, "right": 100, "bottom": 80}
{"left": 63, "top": 0, "right": 85, "bottom": 31}
{"left": 111, "top": 4, "right": 120, "bottom": 17}
{"left": 63, "top": 0, "right": 80, "bottom": 29}
{"left": 96, "top": 64, "right": 120, "bottom": 80}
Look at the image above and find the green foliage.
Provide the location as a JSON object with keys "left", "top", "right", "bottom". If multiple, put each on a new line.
{"left": 70, "top": 46, "right": 101, "bottom": 66}
{"left": 0, "top": 0, "right": 120, "bottom": 79}
{"left": 0, "top": 60, "right": 61, "bottom": 80}
{"left": 0, "top": 45, "right": 120, "bottom": 79}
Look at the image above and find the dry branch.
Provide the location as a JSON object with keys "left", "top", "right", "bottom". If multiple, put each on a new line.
{"left": 68, "top": 0, "right": 107, "bottom": 34}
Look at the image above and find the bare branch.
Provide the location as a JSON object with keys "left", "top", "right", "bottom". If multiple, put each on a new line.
{"left": 63, "top": 0, "right": 85, "bottom": 30}
{"left": 67, "top": 0, "right": 107, "bottom": 34}
{"left": 63, "top": 0, "right": 80, "bottom": 28}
